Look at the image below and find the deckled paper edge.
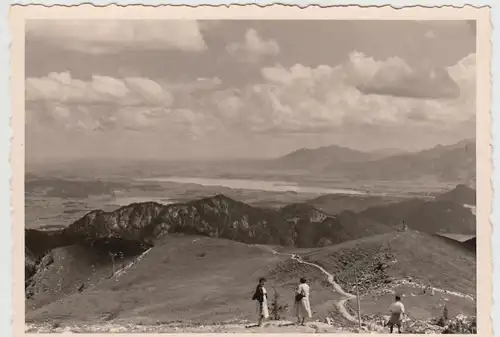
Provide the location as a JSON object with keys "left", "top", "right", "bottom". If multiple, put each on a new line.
{"left": 7, "top": 4, "right": 493, "bottom": 337}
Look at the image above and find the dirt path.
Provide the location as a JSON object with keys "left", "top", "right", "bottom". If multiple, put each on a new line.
{"left": 255, "top": 245, "right": 360, "bottom": 325}
{"left": 289, "top": 253, "right": 359, "bottom": 323}
{"left": 257, "top": 244, "right": 474, "bottom": 333}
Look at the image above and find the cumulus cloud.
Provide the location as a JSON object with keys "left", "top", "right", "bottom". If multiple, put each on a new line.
{"left": 342, "top": 52, "right": 461, "bottom": 99}
{"left": 25, "top": 72, "right": 224, "bottom": 140}
{"left": 27, "top": 103, "right": 108, "bottom": 132}
{"left": 26, "top": 52, "right": 475, "bottom": 143}
{"left": 359, "top": 67, "right": 461, "bottom": 99}
{"left": 204, "top": 52, "right": 475, "bottom": 135}
{"left": 26, "top": 72, "right": 175, "bottom": 106}
{"left": 447, "top": 53, "right": 476, "bottom": 94}
{"left": 27, "top": 20, "right": 207, "bottom": 54}
{"left": 226, "top": 28, "right": 280, "bottom": 63}
{"left": 168, "top": 77, "right": 223, "bottom": 93}
{"left": 27, "top": 100, "right": 218, "bottom": 142}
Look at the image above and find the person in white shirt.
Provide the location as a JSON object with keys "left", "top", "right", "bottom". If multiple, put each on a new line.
{"left": 294, "top": 277, "right": 312, "bottom": 326}
{"left": 388, "top": 295, "right": 405, "bottom": 333}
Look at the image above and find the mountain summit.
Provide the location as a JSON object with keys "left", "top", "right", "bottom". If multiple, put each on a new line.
{"left": 266, "top": 139, "right": 475, "bottom": 184}
{"left": 274, "top": 145, "right": 376, "bottom": 170}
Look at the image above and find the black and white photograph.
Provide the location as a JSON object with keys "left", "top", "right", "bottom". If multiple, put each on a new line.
{"left": 15, "top": 5, "right": 492, "bottom": 334}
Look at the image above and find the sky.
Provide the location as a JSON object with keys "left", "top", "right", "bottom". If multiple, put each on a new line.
{"left": 25, "top": 20, "right": 476, "bottom": 161}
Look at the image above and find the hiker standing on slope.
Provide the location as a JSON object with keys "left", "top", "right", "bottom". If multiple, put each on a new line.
{"left": 294, "top": 277, "right": 312, "bottom": 325}
{"left": 388, "top": 295, "right": 406, "bottom": 333}
{"left": 252, "top": 277, "right": 269, "bottom": 327}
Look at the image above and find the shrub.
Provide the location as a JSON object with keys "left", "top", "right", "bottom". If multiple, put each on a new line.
{"left": 51, "top": 321, "right": 61, "bottom": 329}
{"left": 442, "top": 305, "right": 449, "bottom": 321}
{"left": 436, "top": 304, "right": 449, "bottom": 327}
{"left": 269, "top": 287, "right": 288, "bottom": 321}
{"left": 443, "top": 315, "right": 477, "bottom": 334}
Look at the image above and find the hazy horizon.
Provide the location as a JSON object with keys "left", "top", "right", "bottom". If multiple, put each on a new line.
{"left": 26, "top": 20, "right": 476, "bottom": 162}
{"left": 25, "top": 137, "right": 476, "bottom": 169}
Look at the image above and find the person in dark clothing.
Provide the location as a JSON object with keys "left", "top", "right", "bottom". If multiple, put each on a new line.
{"left": 252, "top": 277, "right": 269, "bottom": 326}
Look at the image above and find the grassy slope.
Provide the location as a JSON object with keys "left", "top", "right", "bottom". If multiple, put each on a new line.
{"left": 26, "top": 231, "right": 475, "bottom": 326}
{"left": 302, "top": 231, "right": 475, "bottom": 295}
{"left": 269, "top": 231, "right": 475, "bottom": 321}
{"left": 26, "top": 245, "right": 137, "bottom": 311}
{"left": 26, "top": 235, "right": 288, "bottom": 324}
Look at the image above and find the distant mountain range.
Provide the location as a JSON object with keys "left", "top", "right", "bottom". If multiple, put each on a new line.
{"left": 270, "top": 139, "right": 475, "bottom": 184}
{"left": 273, "top": 145, "right": 380, "bottom": 170}
{"left": 25, "top": 184, "right": 476, "bottom": 282}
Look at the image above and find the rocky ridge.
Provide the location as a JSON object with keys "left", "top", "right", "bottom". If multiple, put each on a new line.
{"left": 25, "top": 185, "right": 476, "bottom": 289}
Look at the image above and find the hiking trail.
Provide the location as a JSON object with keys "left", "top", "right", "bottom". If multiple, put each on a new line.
{"left": 254, "top": 245, "right": 360, "bottom": 325}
